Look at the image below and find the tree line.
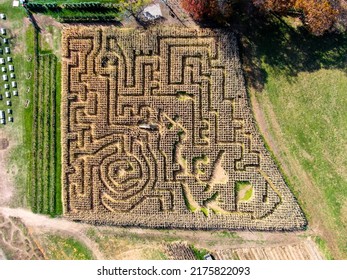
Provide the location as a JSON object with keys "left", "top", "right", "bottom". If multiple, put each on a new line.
{"left": 181, "top": 0, "right": 346, "bottom": 36}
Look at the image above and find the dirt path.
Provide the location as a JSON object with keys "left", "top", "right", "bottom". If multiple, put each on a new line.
{"left": 0, "top": 247, "right": 6, "bottom": 260}
{"left": 1, "top": 206, "right": 321, "bottom": 259}
{"left": 0, "top": 207, "right": 104, "bottom": 260}
{"left": 163, "top": 0, "right": 197, "bottom": 27}
{"left": 0, "top": 133, "right": 14, "bottom": 207}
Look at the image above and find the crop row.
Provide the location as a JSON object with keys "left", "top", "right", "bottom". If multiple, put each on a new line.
{"left": 30, "top": 53, "right": 59, "bottom": 216}
{"left": 25, "top": 1, "right": 120, "bottom": 22}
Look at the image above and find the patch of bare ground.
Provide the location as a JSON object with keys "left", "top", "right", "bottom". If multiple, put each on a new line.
{"left": 164, "top": 0, "right": 197, "bottom": 27}
{"left": 249, "top": 91, "right": 340, "bottom": 259}
{"left": 0, "top": 247, "right": 6, "bottom": 260}
{"left": 0, "top": 133, "right": 15, "bottom": 207}
{"left": 29, "top": 14, "right": 62, "bottom": 57}
{"left": 0, "top": 138, "right": 9, "bottom": 150}
{"left": 30, "top": 13, "right": 63, "bottom": 30}
{"left": 0, "top": 207, "right": 104, "bottom": 260}
{"left": 0, "top": 213, "right": 44, "bottom": 260}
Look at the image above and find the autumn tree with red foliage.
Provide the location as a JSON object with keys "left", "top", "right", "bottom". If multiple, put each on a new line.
{"left": 180, "top": 0, "right": 341, "bottom": 35}
{"left": 295, "top": 0, "right": 337, "bottom": 36}
{"left": 252, "top": 0, "right": 296, "bottom": 13}
{"left": 253, "top": 0, "right": 339, "bottom": 35}
{"left": 180, "top": 0, "right": 218, "bottom": 21}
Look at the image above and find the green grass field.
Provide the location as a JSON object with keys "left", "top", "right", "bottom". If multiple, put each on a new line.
{"left": 253, "top": 68, "right": 347, "bottom": 258}
{"left": 0, "top": 1, "right": 34, "bottom": 206}
{"left": 40, "top": 235, "right": 94, "bottom": 260}
{"left": 240, "top": 14, "right": 347, "bottom": 259}
{"left": 0, "top": 1, "right": 62, "bottom": 214}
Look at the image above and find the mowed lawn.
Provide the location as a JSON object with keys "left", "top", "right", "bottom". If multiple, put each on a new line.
{"left": 242, "top": 15, "right": 347, "bottom": 258}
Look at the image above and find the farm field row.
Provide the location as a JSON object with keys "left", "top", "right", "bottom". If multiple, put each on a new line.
{"left": 30, "top": 51, "right": 61, "bottom": 216}
{"left": 25, "top": 0, "right": 121, "bottom": 22}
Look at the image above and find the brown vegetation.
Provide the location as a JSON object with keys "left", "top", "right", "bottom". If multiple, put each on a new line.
{"left": 253, "top": 0, "right": 339, "bottom": 35}
{"left": 61, "top": 27, "right": 306, "bottom": 230}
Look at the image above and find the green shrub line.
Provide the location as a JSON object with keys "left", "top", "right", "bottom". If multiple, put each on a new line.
{"left": 50, "top": 56, "right": 58, "bottom": 214}
{"left": 25, "top": 1, "right": 121, "bottom": 22}
{"left": 55, "top": 62, "right": 63, "bottom": 215}
{"left": 29, "top": 27, "right": 39, "bottom": 212}
{"left": 30, "top": 43, "right": 61, "bottom": 216}
{"left": 43, "top": 55, "right": 51, "bottom": 214}
{"left": 36, "top": 54, "right": 45, "bottom": 213}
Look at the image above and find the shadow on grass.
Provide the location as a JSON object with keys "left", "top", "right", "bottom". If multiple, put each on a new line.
{"left": 231, "top": 4, "right": 347, "bottom": 91}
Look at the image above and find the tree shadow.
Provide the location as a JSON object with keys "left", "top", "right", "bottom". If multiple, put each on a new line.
{"left": 231, "top": 4, "right": 347, "bottom": 91}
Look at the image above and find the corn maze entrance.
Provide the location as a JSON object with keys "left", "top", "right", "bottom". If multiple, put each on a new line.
{"left": 62, "top": 27, "right": 306, "bottom": 230}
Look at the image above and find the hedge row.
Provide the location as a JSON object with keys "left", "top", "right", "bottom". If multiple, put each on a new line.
{"left": 25, "top": 1, "right": 120, "bottom": 21}
{"left": 30, "top": 53, "right": 60, "bottom": 216}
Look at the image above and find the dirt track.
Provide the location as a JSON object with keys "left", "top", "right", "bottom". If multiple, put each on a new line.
{"left": 0, "top": 207, "right": 104, "bottom": 260}
{"left": 0, "top": 247, "right": 6, "bottom": 260}
{"left": 0, "top": 207, "right": 323, "bottom": 260}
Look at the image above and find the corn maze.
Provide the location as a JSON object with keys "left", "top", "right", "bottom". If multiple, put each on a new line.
{"left": 62, "top": 27, "right": 306, "bottom": 230}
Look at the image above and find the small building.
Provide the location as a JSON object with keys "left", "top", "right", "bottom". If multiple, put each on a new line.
{"left": 13, "top": 90, "right": 18, "bottom": 96}
{"left": 10, "top": 73, "right": 15, "bottom": 79}
{"left": 5, "top": 47, "right": 10, "bottom": 54}
{"left": 0, "top": 58, "right": 5, "bottom": 65}
{"left": 6, "top": 100, "right": 11, "bottom": 106}
{"left": 0, "top": 119, "right": 5, "bottom": 124}
{"left": 204, "top": 254, "right": 215, "bottom": 260}
{"left": 7, "top": 57, "right": 12, "bottom": 62}
{"left": 2, "top": 38, "right": 8, "bottom": 44}
{"left": 7, "top": 109, "right": 12, "bottom": 114}
{"left": 8, "top": 116, "right": 13, "bottom": 122}
{"left": 0, "top": 14, "right": 6, "bottom": 20}
{"left": 0, "top": 110, "right": 5, "bottom": 119}
{"left": 1, "top": 67, "right": 6, "bottom": 72}
{"left": 5, "top": 91, "right": 10, "bottom": 98}
{"left": 4, "top": 83, "right": 9, "bottom": 89}
{"left": 8, "top": 65, "right": 14, "bottom": 71}
{"left": 11, "top": 81, "right": 17, "bottom": 88}
{"left": 2, "top": 74, "right": 8, "bottom": 81}
{"left": 143, "top": 4, "right": 162, "bottom": 20}
{"left": 0, "top": 94, "right": 2, "bottom": 100}
{"left": 0, "top": 48, "right": 2, "bottom": 55}
{"left": 0, "top": 28, "right": 6, "bottom": 35}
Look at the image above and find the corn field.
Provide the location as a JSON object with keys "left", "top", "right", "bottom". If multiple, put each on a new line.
{"left": 61, "top": 27, "right": 306, "bottom": 230}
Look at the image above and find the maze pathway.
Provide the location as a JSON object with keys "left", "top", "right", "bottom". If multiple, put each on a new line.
{"left": 62, "top": 27, "right": 306, "bottom": 230}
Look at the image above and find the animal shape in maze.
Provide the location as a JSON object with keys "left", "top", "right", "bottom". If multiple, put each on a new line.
{"left": 62, "top": 27, "right": 306, "bottom": 230}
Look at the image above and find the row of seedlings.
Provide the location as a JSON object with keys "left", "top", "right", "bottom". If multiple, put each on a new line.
{"left": 0, "top": 13, "right": 17, "bottom": 125}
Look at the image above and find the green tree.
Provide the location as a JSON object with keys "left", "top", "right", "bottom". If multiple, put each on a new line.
{"left": 119, "top": 0, "right": 151, "bottom": 19}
